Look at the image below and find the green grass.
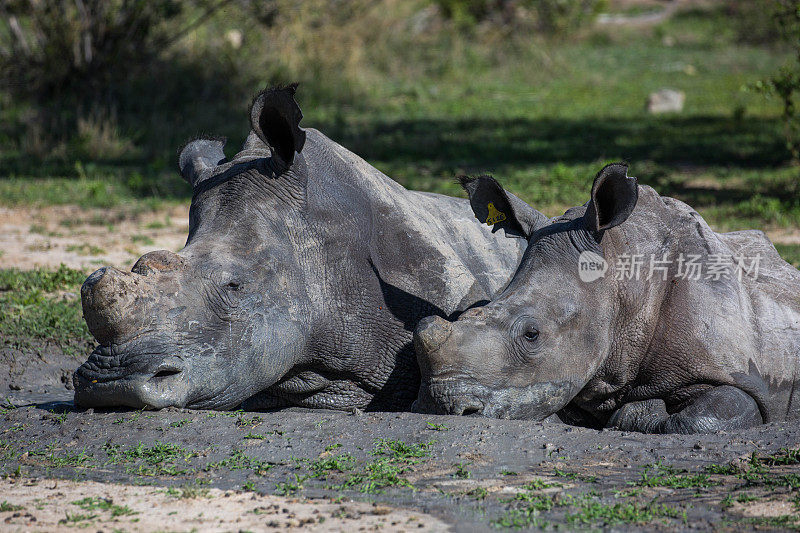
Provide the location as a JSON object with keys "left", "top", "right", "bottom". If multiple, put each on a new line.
{"left": 704, "top": 463, "right": 740, "bottom": 475}
{"left": 565, "top": 497, "right": 687, "bottom": 527}
{"left": 65, "top": 243, "right": 106, "bottom": 256}
{"left": 43, "top": 448, "right": 94, "bottom": 469}
{"left": 338, "top": 439, "right": 433, "bottom": 494}
{"left": 636, "top": 462, "right": 719, "bottom": 489}
{"left": 104, "top": 441, "right": 199, "bottom": 477}
{"left": 0, "top": 501, "right": 24, "bottom": 512}
{"left": 755, "top": 447, "right": 800, "bottom": 466}
{"left": 521, "top": 479, "right": 560, "bottom": 491}
{"left": 0, "top": 265, "right": 92, "bottom": 357}
{"left": 275, "top": 473, "right": 308, "bottom": 496}
{"left": 0, "top": 3, "right": 796, "bottom": 240}
{"left": 698, "top": 450, "right": 800, "bottom": 496}
{"left": 492, "top": 493, "right": 557, "bottom": 529}
{"left": 493, "top": 492, "right": 687, "bottom": 529}
{"left": 741, "top": 515, "right": 800, "bottom": 530}
{"left": 466, "top": 486, "right": 488, "bottom": 500}
{"left": 287, "top": 439, "right": 437, "bottom": 495}
{"left": 453, "top": 462, "right": 472, "bottom": 479}
{"left": 306, "top": 454, "right": 357, "bottom": 480}
{"left": 553, "top": 468, "right": 597, "bottom": 483}
{"left": 58, "top": 511, "right": 97, "bottom": 524}
{"left": 775, "top": 244, "right": 800, "bottom": 268}
{"left": 204, "top": 450, "right": 273, "bottom": 475}
{"left": 71, "top": 497, "right": 137, "bottom": 517}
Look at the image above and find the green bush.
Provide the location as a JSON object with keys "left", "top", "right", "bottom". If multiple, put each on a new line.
{"left": 535, "top": 0, "right": 606, "bottom": 35}
{"left": 0, "top": 0, "right": 228, "bottom": 152}
{"left": 434, "top": 0, "right": 605, "bottom": 34}
{"left": 728, "top": 0, "right": 793, "bottom": 45}
{"left": 749, "top": 1, "right": 800, "bottom": 160}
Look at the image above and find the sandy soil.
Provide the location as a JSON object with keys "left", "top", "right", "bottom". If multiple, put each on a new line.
{"left": 0, "top": 477, "right": 447, "bottom": 532}
{"left": 0, "top": 204, "right": 189, "bottom": 271}
{"left": 3, "top": 203, "right": 799, "bottom": 273}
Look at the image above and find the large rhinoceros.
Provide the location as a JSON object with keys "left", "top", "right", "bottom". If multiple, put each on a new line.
{"left": 413, "top": 163, "right": 800, "bottom": 433}
{"left": 73, "top": 85, "right": 526, "bottom": 411}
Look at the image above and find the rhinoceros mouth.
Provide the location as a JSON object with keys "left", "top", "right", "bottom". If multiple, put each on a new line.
{"left": 414, "top": 378, "right": 578, "bottom": 420}
{"left": 413, "top": 379, "right": 488, "bottom": 416}
{"left": 73, "top": 343, "right": 190, "bottom": 409}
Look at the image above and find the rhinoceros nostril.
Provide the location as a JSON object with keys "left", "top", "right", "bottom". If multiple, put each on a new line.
{"left": 151, "top": 367, "right": 182, "bottom": 380}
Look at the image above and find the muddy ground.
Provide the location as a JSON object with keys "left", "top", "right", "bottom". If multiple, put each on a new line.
{"left": 2, "top": 205, "right": 800, "bottom": 531}
{"left": 2, "top": 345, "right": 800, "bottom": 532}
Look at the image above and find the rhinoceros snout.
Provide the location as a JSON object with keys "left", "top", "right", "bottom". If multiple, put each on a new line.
{"left": 74, "top": 351, "right": 190, "bottom": 409}
{"left": 81, "top": 266, "right": 151, "bottom": 345}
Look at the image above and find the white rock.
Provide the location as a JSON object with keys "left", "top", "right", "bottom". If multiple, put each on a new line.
{"left": 225, "top": 29, "right": 243, "bottom": 50}
{"left": 646, "top": 89, "right": 685, "bottom": 114}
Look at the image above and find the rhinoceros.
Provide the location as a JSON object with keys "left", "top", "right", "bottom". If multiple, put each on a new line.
{"left": 413, "top": 163, "right": 800, "bottom": 433}
{"left": 73, "top": 85, "right": 526, "bottom": 411}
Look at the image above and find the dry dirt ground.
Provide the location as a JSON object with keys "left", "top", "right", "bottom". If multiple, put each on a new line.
{"left": 3, "top": 204, "right": 800, "bottom": 272}
{"left": 0, "top": 477, "right": 448, "bottom": 532}
{"left": 2, "top": 203, "right": 800, "bottom": 531}
{"left": 0, "top": 204, "right": 189, "bottom": 271}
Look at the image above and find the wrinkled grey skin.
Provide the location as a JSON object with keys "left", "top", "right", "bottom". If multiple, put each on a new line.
{"left": 73, "top": 85, "right": 526, "bottom": 411}
{"left": 414, "top": 163, "right": 800, "bottom": 433}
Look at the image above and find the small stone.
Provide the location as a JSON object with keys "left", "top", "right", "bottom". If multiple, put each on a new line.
{"left": 646, "top": 89, "right": 685, "bottom": 114}
{"left": 225, "top": 29, "right": 243, "bottom": 49}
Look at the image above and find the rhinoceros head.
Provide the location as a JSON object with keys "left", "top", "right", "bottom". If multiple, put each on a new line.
{"left": 413, "top": 164, "right": 638, "bottom": 420}
{"left": 74, "top": 85, "right": 320, "bottom": 410}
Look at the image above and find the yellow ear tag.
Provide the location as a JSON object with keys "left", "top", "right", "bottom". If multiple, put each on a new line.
{"left": 485, "top": 202, "right": 507, "bottom": 226}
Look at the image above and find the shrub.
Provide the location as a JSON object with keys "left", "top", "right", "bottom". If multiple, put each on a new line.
{"left": 749, "top": 1, "right": 800, "bottom": 160}
{"left": 433, "top": 0, "right": 605, "bottom": 34}
{"left": 0, "top": 0, "right": 228, "bottom": 150}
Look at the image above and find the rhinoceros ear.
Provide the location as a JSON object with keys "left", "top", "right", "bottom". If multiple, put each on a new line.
{"left": 585, "top": 163, "right": 638, "bottom": 232}
{"left": 250, "top": 83, "right": 306, "bottom": 167}
{"left": 178, "top": 136, "right": 227, "bottom": 188}
{"left": 458, "top": 175, "right": 548, "bottom": 239}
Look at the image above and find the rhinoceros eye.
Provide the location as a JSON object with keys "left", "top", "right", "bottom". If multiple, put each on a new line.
{"left": 512, "top": 316, "right": 539, "bottom": 347}
{"left": 225, "top": 281, "right": 241, "bottom": 291}
{"left": 523, "top": 329, "right": 539, "bottom": 342}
